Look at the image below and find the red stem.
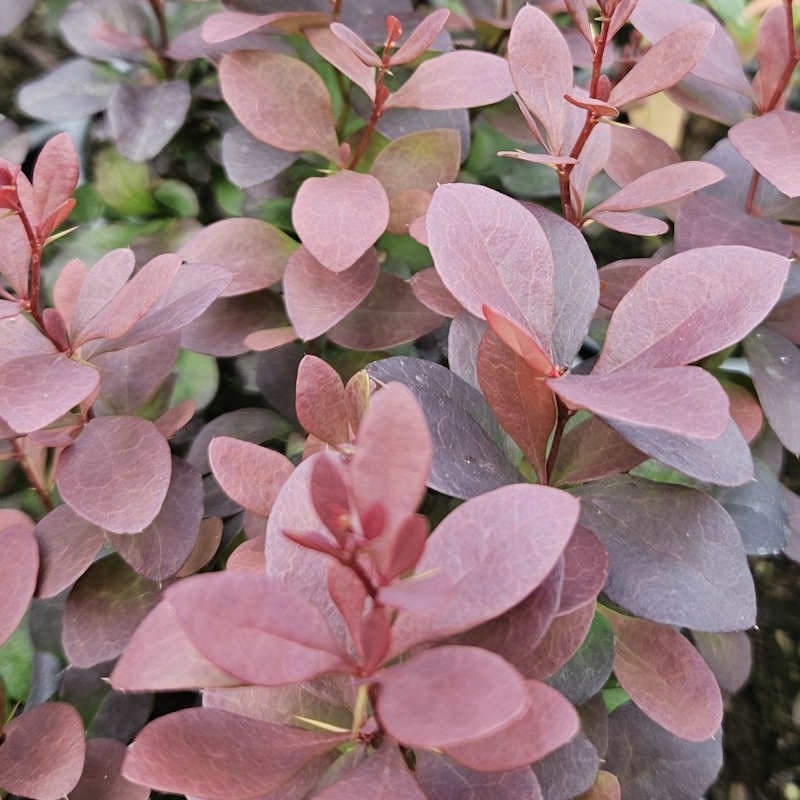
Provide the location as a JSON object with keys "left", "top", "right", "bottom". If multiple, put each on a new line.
{"left": 16, "top": 204, "right": 44, "bottom": 328}
{"left": 348, "top": 79, "right": 386, "bottom": 170}
{"left": 544, "top": 398, "right": 571, "bottom": 485}
{"left": 745, "top": 170, "right": 761, "bottom": 215}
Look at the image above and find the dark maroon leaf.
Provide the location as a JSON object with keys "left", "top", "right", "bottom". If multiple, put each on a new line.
{"left": 284, "top": 246, "right": 379, "bottom": 339}
{"left": 744, "top": 327, "right": 800, "bottom": 453}
{"left": 377, "top": 645, "right": 529, "bottom": 748}
{"left": 167, "top": 572, "right": 348, "bottom": 685}
{"left": 532, "top": 733, "right": 599, "bottom": 800}
{"left": 574, "top": 476, "right": 756, "bottom": 630}
{"left": 604, "top": 703, "right": 722, "bottom": 800}
{"left": 445, "top": 680, "right": 579, "bottom": 771}
{"left": 693, "top": 630, "right": 751, "bottom": 694}
{"left": 0, "top": 523, "right": 37, "bottom": 646}
{"left": 729, "top": 111, "right": 800, "bottom": 198}
{"left": 595, "top": 246, "right": 790, "bottom": 373}
{"left": 221, "top": 124, "right": 297, "bottom": 188}
{"left": 57, "top": 416, "right": 172, "bottom": 533}
{"left": 219, "top": 51, "right": 340, "bottom": 162}
{"left": 108, "top": 81, "right": 191, "bottom": 162}
{"left": 122, "top": 708, "right": 346, "bottom": 800}
{"left": 0, "top": 702, "right": 85, "bottom": 800}
{"left": 34, "top": 504, "right": 104, "bottom": 599}
{"left": 391, "top": 484, "right": 579, "bottom": 653}
{"left": 70, "top": 737, "right": 149, "bottom": 800}
{"left": 603, "top": 608, "right": 722, "bottom": 741}
{"left": 415, "top": 750, "right": 543, "bottom": 800}
{"left": 179, "top": 218, "right": 297, "bottom": 297}
{"left": 386, "top": 51, "right": 514, "bottom": 110}
{"left": 327, "top": 272, "right": 444, "bottom": 351}
{"left": 209, "top": 436, "right": 294, "bottom": 516}
{"left": 108, "top": 457, "right": 204, "bottom": 581}
{"left": 367, "top": 357, "right": 523, "bottom": 498}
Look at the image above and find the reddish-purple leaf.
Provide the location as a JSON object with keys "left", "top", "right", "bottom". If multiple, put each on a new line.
{"left": 590, "top": 162, "right": 724, "bottom": 215}
{"left": 296, "top": 355, "right": 350, "bottom": 445}
{"left": 316, "top": 742, "right": 426, "bottom": 799}
{"left": 31, "top": 132, "right": 79, "bottom": 228}
{"left": 389, "top": 8, "right": 450, "bottom": 65}
{"left": 327, "top": 272, "right": 444, "bottom": 350}
{"left": 34, "top": 504, "right": 104, "bottom": 599}
{"left": 575, "top": 475, "right": 756, "bottom": 630}
{"left": 693, "top": 630, "right": 752, "bottom": 694}
{"left": 108, "top": 457, "right": 204, "bottom": 581}
{"left": 329, "top": 21, "right": 382, "bottom": 66}
{"left": 122, "top": 708, "right": 346, "bottom": 800}
{"left": 744, "top": 327, "right": 800, "bottom": 453}
{"left": 0, "top": 352, "right": 99, "bottom": 433}
{"left": 70, "top": 738, "right": 149, "bottom": 800}
{"left": 559, "top": 526, "right": 609, "bottom": 615}
{"left": 595, "top": 246, "right": 790, "bottom": 373}
{"left": 483, "top": 306, "right": 555, "bottom": 376}
{"left": 208, "top": 436, "right": 294, "bottom": 516}
{"left": 0, "top": 523, "right": 37, "bottom": 646}
{"left": 445, "top": 680, "right": 578, "bottom": 771}
{"left": 608, "top": 21, "right": 716, "bottom": 109}
{"left": 62, "top": 554, "right": 161, "bottom": 668}
{"left": 220, "top": 51, "right": 340, "bottom": 162}
{"left": 591, "top": 211, "right": 668, "bottom": 237}
{"left": 203, "top": 11, "right": 329, "bottom": 43}
{"left": 391, "top": 484, "right": 579, "bottom": 653}
{"left": 306, "top": 25, "right": 376, "bottom": 100}
{"left": 177, "top": 517, "right": 224, "bottom": 578}
{"left": 605, "top": 703, "right": 723, "bottom": 800}
{"left": 606, "top": 126, "right": 681, "bottom": 191}
{"left": 111, "top": 601, "right": 240, "bottom": 692}
{"left": 56, "top": 416, "right": 172, "bottom": 533}
{"left": 410, "top": 268, "right": 462, "bottom": 317}
{"left": 508, "top": 5, "right": 573, "bottom": 152}
{"left": 166, "top": 572, "right": 348, "bottom": 685}
{"left": 292, "top": 171, "right": 388, "bottom": 272}
{"left": 602, "top": 608, "right": 722, "bottom": 741}
{"left": 0, "top": 702, "right": 85, "bottom": 800}
{"left": 179, "top": 218, "right": 297, "bottom": 297}
{"left": 0, "top": 214, "right": 30, "bottom": 297}
{"left": 729, "top": 111, "right": 800, "bottom": 199}
{"left": 284, "top": 245, "right": 379, "bottom": 339}
{"left": 243, "top": 326, "right": 297, "bottom": 352}
{"left": 377, "top": 646, "right": 529, "bottom": 748}
{"left": 386, "top": 51, "right": 514, "bottom": 110}
{"left": 108, "top": 81, "right": 190, "bottom": 162}
{"left": 350, "top": 382, "right": 431, "bottom": 532}
{"left": 415, "top": 750, "right": 543, "bottom": 800}
{"left": 478, "top": 328, "right": 556, "bottom": 482}
{"left": 753, "top": 5, "right": 793, "bottom": 111}
{"left": 427, "top": 183, "right": 555, "bottom": 355}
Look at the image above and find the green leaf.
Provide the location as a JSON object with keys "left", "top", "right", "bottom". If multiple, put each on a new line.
{"left": 171, "top": 350, "right": 220, "bottom": 411}
{"left": 603, "top": 686, "right": 630, "bottom": 714}
{"left": 95, "top": 148, "right": 158, "bottom": 217}
{"left": 69, "top": 184, "right": 106, "bottom": 224}
{"left": 154, "top": 179, "right": 200, "bottom": 218}
{"left": 0, "top": 618, "right": 34, "bottom": 703}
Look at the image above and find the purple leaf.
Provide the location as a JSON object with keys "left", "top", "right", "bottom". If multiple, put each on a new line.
{"left": 292, "top": 171, "right": 389, "bottom": 272}
{"left": 62, "top": 554, "right": 161, "bottom": 668}
{"left": 376, "top": 646, "right": 530, "bottom": 748}
{"left": 350, "top": 382, "right": 431, "bottom": 532}
{"left": 111, "top": 601, "right": 240, "bottom": 692}
{"left": 367, "top": 356, "right": 523, "bottom": 498}
{"left": 179, "top": 218, "right": 297, "bottom": 297}
{"left": 595, "top": 246, "right": 790, "bottom": 373}
{"left": 17, "top": 58, "right": 118, "bottom": 122}
{"left": 559, "top": 527, "right": 609, "bottom": 615}
{"left": 0, "top": 523, "right": 37, "bottom": 646}
{"left": 389, "top": 8, "right": 450, "bottom": 65}
{"left": 59, "top": 0, "right": 151, "bottom": 61}
{"left": 604, "top": 703, "right": 722, "bottom": 800}
{"left": 445, "top": 680, "right": 578, "bottom": 771}
{"left": 70, "top": 737, "right": 149, "bottom": 800}
{"left": 427, "top": 183, "right": 555, "bottom": 356}
{"left": 327, "top": 272, "right": 444, "bottom": 350}
{"left": 108, "top": 457, "right": 204, "bottom": 581}
{"left": 122, "top": 708, "right": 346, "bottom": 800}
{"left": 391, "top": 484, "right": 579, "bottom": 653}
{"left": 386, "top": 51, "right": 514, "bottom": 110}
{"left": 166, "top": 572, "right": 348, "bottom": 685}
{"left": 0, "top": 215, "right": 30, "bottom": 297}
{"left": 56, "top": 416, "right": 172, "bottom": 533}
{"left": 693, "top": 630, "right": 752, "bottom": 694}
{"left": 608, "top": 21, "right": 716, "bottom": 108}
{"left": 415, "top": 750, "right": 543, "bottom": 800}
{"left": 0, "top": 0, "right": 35, "bottom": 35}
{"left": 508, "top": 5, "right": 573, "bottom": 152}
{"left": 220, "top": 51, "right": 340, "bottom": 162}
{"left": 603, "top": 608, "right": 722, "bottom": 741}
{"left": 108, "top": 81, "right": 191, "bottom": 162}
{"left": 574, "top": 476, "right": 756, "bottom": 630}
{"left": 0, "top": 352, "right": 99, "bottom": 433}
{"left": 34, "top": 504, "right": 104, "bottom": 599}
{"left": 306, "top": 25, "right": 376, "bottom": 100}
{"left": 284, "top": 245, "right": 378, "bottom": 340}
{"left": 753, "top": 5, "right": 794, "bottom": 111}
{"left": 744, "top": 327, "right": 800, "bottom": 453}
{"left": 296, "top": 356, "right": 349, "bottom": 445}
{"left": 532, "top": 732, "right": 599, "bottom": 800}
{"left": 0, "top": 702, "right": 85, "bottom": 800}
{"left": 315, "top": 743, "right": 426, "bottom": 799}
{"left": 208, "top": 436, "right": 294, "bottom": 516}
{"left": 221, "top": 124, "right": 297, "bottom": 188}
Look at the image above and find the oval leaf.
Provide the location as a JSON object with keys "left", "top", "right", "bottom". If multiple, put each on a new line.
{"left": 0, "top": 523, "right": 38, "bottom": 646}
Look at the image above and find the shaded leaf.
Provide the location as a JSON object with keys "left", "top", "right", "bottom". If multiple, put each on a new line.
{"left": 532, "top": 732, "right": 599, "bottom": 800}
{"left": 221, "top": 124, "right": 297, "bottom": 188}
{"left": 693, "top": 630, "right": 751, "bottom": 694}
{"left": 70, "top": 737, "right": 149, "bottom": 800}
